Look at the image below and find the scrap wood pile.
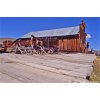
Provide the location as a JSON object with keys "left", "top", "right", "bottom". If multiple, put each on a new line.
{"left": 14, "top": 44, "right": 59, "bottom": 55}
{"left": 8, "top": 36, "right": 59, "bottom": 55}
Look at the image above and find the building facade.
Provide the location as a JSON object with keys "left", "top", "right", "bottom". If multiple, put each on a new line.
{"left": 14, "top": 21, "right": 88, "bottom": 53}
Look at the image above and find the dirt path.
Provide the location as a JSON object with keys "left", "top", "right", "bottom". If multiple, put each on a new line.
{"left": 0, "top": 53, "right": 96, "bottom": 83}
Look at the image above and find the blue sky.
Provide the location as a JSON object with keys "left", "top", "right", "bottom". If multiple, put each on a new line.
{"left": 0, "top": 17, "right": 100, "bottom": 50}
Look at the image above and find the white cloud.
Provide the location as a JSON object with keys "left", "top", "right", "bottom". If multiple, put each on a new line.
{"left": 86, "top": 34, "right": 91, "bottom": 39}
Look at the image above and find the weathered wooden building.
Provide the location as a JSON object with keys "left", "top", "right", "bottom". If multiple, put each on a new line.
{"left": 14, "top": 21, "right": 88, "bottom": 53}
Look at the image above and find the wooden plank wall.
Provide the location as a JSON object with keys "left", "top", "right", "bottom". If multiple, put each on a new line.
{"left": 18, "top": 37, "right": 81, "bottom": 52}
{"left": 58, "top": 40, "right": 63, "bottom": 50}
{"left": 58, "top": 38, "right": 81, "bottom": 52}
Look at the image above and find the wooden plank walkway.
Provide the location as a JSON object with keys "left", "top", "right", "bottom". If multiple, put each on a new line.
{"left": 0, "top": 53, "right": 96, "bottom": 83}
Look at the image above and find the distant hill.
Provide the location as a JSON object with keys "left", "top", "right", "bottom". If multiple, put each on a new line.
{"left": 93, "top": 50, "right": 100, "bottom": 55}
{"left": 93, "top": 50, "right": 100, "bottom": 53}
{"left": 0, "top": 38, "right": 16, "bottom": 44}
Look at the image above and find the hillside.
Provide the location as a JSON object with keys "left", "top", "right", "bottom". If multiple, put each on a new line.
{"left": 0, "top": 38, "right": 16, "bottom": 44}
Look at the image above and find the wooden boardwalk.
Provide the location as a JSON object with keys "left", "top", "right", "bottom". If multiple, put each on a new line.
{"left": 0, "top": 53, "right": 96, "bottom": 83}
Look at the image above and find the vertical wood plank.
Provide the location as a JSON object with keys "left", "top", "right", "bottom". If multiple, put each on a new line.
{"left": 72, "top": 39, "right": 73, "bottom": 51}
{"left": 66, "top": 39, "right": 68, "bottom": 50}
{"left": 75, "top": 39, "right": 77, "bottom": 51}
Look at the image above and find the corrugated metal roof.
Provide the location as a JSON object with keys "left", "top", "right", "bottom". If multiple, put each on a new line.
{"left": 21, "top": 26, "right": 79, "bottom": 38}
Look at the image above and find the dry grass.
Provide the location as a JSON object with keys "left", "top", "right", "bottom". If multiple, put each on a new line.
{"left": 90, "top": 56, "right": 100, "bottom": 82}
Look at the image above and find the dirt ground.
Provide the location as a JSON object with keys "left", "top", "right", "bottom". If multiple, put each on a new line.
{"left": 0, "top": 53, "right": 96, "bottom": 83}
